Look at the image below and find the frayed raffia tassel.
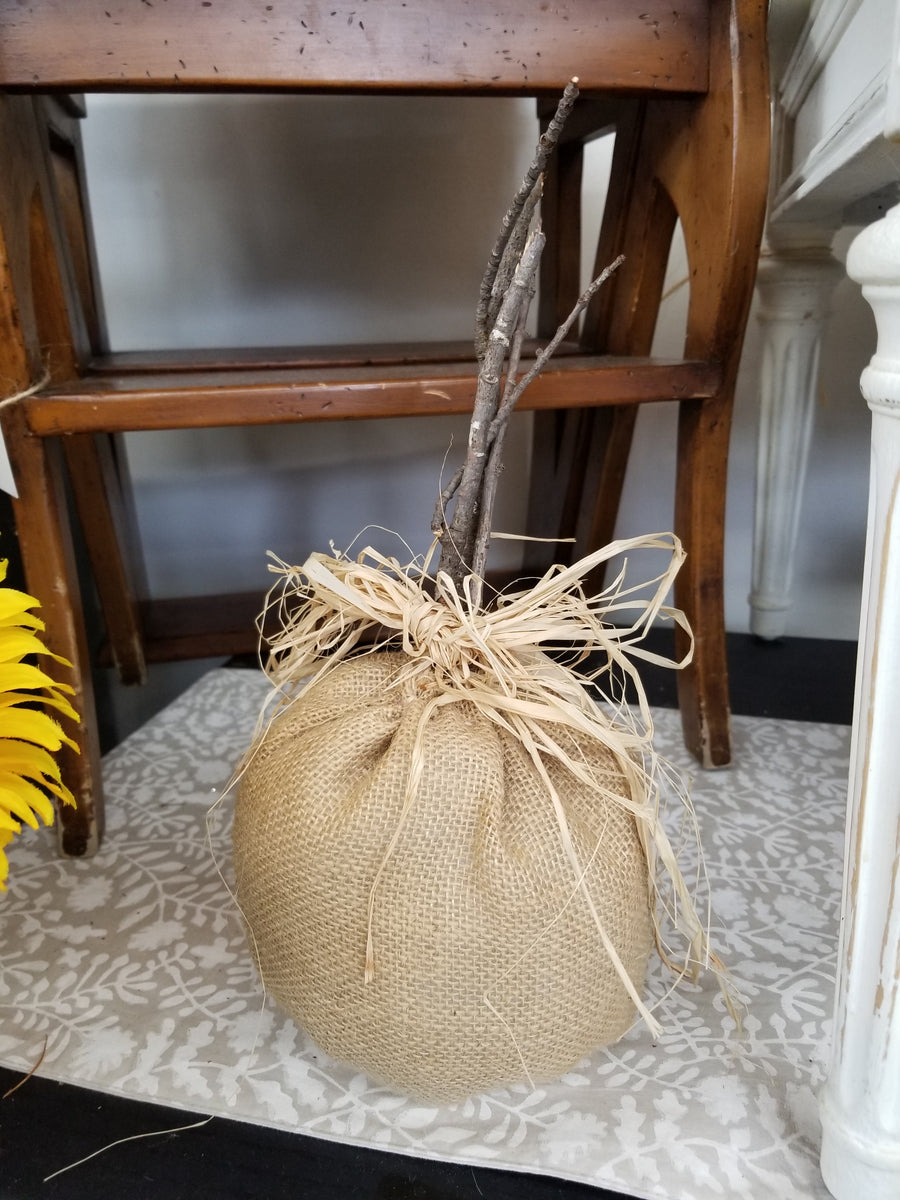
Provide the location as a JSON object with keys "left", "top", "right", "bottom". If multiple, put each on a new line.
{"left": 246, "top": 530, "right": 737, "bottom": 1040}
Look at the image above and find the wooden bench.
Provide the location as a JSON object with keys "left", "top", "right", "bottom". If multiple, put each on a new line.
{"left": 0, "top": 0, "right": 770, "bottom": 855}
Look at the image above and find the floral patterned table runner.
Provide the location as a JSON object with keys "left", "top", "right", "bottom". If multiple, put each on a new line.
{"left": 0, "top": 669, "right": 845, "bottom": 1199}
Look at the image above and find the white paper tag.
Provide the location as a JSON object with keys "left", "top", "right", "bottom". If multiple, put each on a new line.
{"left": 0, "top": 425, "right": 17, "bottom": 497}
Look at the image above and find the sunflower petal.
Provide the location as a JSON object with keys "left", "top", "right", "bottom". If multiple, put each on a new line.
{"left": 0, "top": 663, "right": 75, "bottom": 695}
{"left": 0, "top": 611, "right": 44, "bottom": 632}
{"left": 41, "top": 777, "right": 75, "bottom": 807}
{"left": 0, "top": 810, "right": 21, "bottom": 833}
{"left": 0, "top": 691, "right": 80, "bottom": 722}
{"left": 0, "top": 764, "right": 73, "bottom": 802}
{"left": 0, "top": 707, "right": 77, "bottom": 752}
{"left": 0, "top": 785, "right": 43, "bottom": 829}
{"left": 0, "top": 587, "right": 43, "bottom": 622}
{"left": 0, "top": 740, "right": 65, "bottom": 779}
{"left": 0, "top": 745, "right": 76, "bottom": 807}
{"left": 33, "top": 692, "right": 80, "bottom": 722}
{"left": 0, "top": 776, "right": 56, "bottom": 827}
{"left": 0, "top": 628, "right": 64, "bottom": 664}
{"left": 0, "top": 565, "right": 81, "bottom": 890}
{"left": 0, "top": 765, "right": 71, "bottom": 807}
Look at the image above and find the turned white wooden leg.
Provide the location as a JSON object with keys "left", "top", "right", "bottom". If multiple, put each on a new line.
{"left": 819, "top": 205, "right": 900, "bottom": 1200}
{"left": 749, "top": 239, "right": 842, "bottom": 640}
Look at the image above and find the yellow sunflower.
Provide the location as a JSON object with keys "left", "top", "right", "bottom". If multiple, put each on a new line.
{"left": 0, "top": 557, "right": 78, "bottom": 890}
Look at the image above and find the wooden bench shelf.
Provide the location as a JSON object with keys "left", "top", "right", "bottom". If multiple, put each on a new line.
{"left": 30, "top": 349, "right": 721, "bottom": 434}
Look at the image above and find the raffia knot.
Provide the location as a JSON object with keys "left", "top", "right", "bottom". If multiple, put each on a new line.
{"left": 262, "top": 535, "right": 692, "bottom": 720}
{"left": 400, "top": 592, "right": 469, "bottom": 674}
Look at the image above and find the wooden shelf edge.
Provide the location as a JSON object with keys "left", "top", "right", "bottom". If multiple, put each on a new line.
{"left": 30, "top": 358, "right": 723, "bottom": 435}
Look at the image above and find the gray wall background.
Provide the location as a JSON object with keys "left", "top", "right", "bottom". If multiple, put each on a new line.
{"left": 79, "top": 94, "right": 873, "bottom": 734}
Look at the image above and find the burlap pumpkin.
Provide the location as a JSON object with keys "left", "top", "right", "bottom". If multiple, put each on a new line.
{"left": 233, "top": 649, "right": 654, "bottom": 1102}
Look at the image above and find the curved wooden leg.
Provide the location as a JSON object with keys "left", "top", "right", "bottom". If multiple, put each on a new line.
{"left": 523, "top": 409, "right": 590, "bottom": 573}
{"left": 23, "top": 98, "right": 148, "bottom": 688}
{"left": 3, "top": 404, "right": 104, "bottom": 857}
{"left": 0, "top": 94, "right": 104, "bottom": 854}
{"left": 524, "top": 406, "right": 639, "bottom": 579}
{"left": 536, "top": 132, "right": 584, "bottom": 336}
{"left": 528, "top": 98, "right": 676, "bottom": 576}
{"left": 649, "top": 0, "right": 769, "bottom": 765}
{"left": 526, "top": 110, "right": 592, "bottom": 573}
{"left": 576, "top": 407, "right": 639, "bottom": 592}
{"left": 673, "top": 394, "right": 732, "bottom": 767}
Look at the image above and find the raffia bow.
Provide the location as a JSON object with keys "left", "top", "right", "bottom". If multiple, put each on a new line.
{"left": 253, "top": 531, "right": 729, "bottom": 1037}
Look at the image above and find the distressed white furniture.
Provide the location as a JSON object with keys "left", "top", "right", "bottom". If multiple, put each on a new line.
{"left": 823, "top": 211, "right": 900, "bottom": 1200}
{"left": 751, "top": 0, "right": 900, "bottom": 638}
{"left": 755, "top": 2, "right": 900, "bottom": 1197}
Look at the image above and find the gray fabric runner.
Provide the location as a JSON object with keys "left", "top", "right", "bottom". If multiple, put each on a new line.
{"left": 0, "top": 669, "right": 842, "bottom": 1199}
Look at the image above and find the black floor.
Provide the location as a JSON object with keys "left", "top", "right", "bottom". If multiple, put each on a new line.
{"left": 0, "top": 634, "right": 858, "bottom": 1200}
{"left": 617, "top": 626, "right": 857, "bottom": 727}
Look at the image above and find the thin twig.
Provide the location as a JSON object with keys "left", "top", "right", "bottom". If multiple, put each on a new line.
{"left": 431, "top": 272, "right": 532, "bottom": 541}
{"left": 439, "top": 79, "right": 623, "bottom": 597}
{"left": 475, "top": 78, "right": 580, "bottom": 359}
{"left": 470, "top": 279, "right": 535, "bottom": 584}
{"left": 472, "top": 258, "right": 624, "bottom": 580}
{"left": 438, "top": 230, "right": 545, "bottom": 586}
{"left": 484, "top": 181, "right": 542, "bottom": 343}
{"left": 500, "top": 254, "right": 625, "bottom": 416}
{"left": 431, "top": 463, "right": 464, "bottom": 537}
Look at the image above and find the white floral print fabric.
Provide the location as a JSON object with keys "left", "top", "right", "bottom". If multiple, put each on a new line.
{"left": 0, "top": 669, "right": 845, "bottom": 1199}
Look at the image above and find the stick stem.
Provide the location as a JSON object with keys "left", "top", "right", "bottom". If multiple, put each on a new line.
{"left": 475, "top": 78, "right": 580, "bottom": 360}
{"left": 437, "top": 79, "right": 621, "bottom": 600}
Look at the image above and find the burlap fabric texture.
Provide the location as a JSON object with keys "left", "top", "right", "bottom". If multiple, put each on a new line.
{"left": 233, "top": 650, "right": 653, "bottom": 1103}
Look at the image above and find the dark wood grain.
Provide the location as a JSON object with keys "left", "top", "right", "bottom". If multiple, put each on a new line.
{"left": 0, "top": 0, "right": 709, "bottom": 95}
{"left": 87, "top": 339, "right": 582, "bottom": 374}
{"left": 26, "top": 357, "right": 721, "bottom": 435}
{"left": 0, "top": 95, "right": 106, "bottom": 855}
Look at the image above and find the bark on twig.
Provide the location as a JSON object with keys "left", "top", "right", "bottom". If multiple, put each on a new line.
{"left": 437, "top": 230, "right": 545, "bottom": 587}
{"left": 499, "top": 253, "right": 625, "bottom": 416}
{"left": 474, "top": 77, "right": 580, "bottom": 361}
{"left": 435, "top": 78, "right": 622, "bottom": 600}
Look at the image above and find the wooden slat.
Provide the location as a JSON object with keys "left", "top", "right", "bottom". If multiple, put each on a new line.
{"left": 132, "top": 593, "right": 263, "bottom": 663}
{"left": 87, "top": 339, "right": 583, "bottom": 374}
{"left": 0, "top": 1, "right": 709, "bottom": 96}
{"left": 27, "top": 357, "right": 721, "bottom": 435}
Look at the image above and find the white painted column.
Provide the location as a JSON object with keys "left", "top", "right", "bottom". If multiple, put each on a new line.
{"left": 819, "top": 205, "right": 900, "bottom": 1200}
{"left": 749, "top": 238, "right": 842, "bottom": 640}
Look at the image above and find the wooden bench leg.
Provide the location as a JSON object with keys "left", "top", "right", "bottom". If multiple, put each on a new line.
{"left": 3, "top": 403, "right": 104, "bottom": 856}
{"left": 0, "top": 94, "right": 105, "bottom": 852}
{"left": 64, "top": 432, "right": 148, "bottom": 686}
{"left": 528, "top": 3, "right": 769, "bottom": 771}
{"left": 638, "top": 0, "right": 769, "bottom": 766}
{"left": 673, "top": 395, "right": 732, "bottom": 767}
